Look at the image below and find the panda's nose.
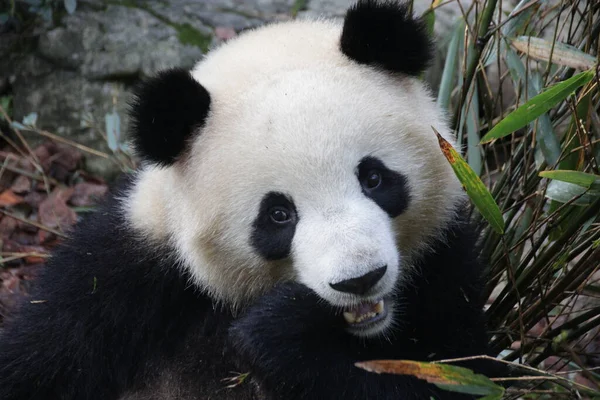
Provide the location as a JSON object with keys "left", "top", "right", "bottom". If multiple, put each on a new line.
{"left": 329, "top": 266, "right": 387, "bottom": 295}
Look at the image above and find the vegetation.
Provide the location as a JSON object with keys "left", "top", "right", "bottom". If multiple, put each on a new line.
{"left": 1, "top": 0, "right": 599, "bottom": 398}
{"left": 366, "top": 0, "right": 600, "bottom": 398}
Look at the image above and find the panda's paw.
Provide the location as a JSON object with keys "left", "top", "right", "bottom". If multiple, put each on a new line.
{"left": 234, "top": 282, "right": 344, "bottom": 335}
{"left": 229, "top": 282, "right": 347, "bottom": 370}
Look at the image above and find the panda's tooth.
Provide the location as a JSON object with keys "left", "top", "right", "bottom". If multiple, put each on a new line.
{"left": 343, "top": 311, "right": 357, "bottom": 324}
{"left": 375, "top": 300, "right": 384, "bottom": 314}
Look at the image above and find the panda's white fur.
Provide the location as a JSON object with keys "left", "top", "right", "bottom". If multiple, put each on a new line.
{"left": 125, "top": 19, "right": 464, "bottom": 329}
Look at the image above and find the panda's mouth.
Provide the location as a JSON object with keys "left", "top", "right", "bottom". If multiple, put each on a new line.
{"left": 342, "top": 299, "right": 388, "bottom": 328}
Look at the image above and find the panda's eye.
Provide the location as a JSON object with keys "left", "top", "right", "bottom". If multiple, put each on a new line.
{"left": 357, "top": 157, "right": 411, "bottom": 218}
{"left": 364, "top": 170, "right": 382, "bottom": 190}
{"left": 269, "top": 207, "right": 292, "bottom": 224}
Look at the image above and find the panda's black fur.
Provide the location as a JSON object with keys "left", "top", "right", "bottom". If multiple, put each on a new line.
{"left": 0, "top": 1, "right": 501, "bottom": 399}
{"left": 0, "top": 183, "right": 493, "bottom": 400}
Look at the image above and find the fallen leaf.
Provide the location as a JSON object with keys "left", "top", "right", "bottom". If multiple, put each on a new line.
{"left": 32, "top": 144, "right": 53, "bottom": 172}
{"left": 11, "top": 175, "right": 32, "bottom": 194}
{"left": 38, "top": 187, "right": 76, "bottom": 231}
{"left": 54, "top": 144, "right": 83, "bottom": 171}
{"left": 23, "top": 191, "right": 46, "bottom": 208}
{"left": 215, "top": 26, "right": 237, "bottom": 41}
{"left": 70, "top": 182, "right": 108, "bottom": 207}
{"left": 511, "top": 37, "right": 596, "bottom": 70}
{"left": 11, "top": 232, "right": 39, "bottom": 245}
{"left": 356, "top": 360, "right": 504, "bottom": 398}
{"left": 0, "top": 215, "right": 17, "bottom": 238}
{"left": 0, "top": 189, "right": 24, "bottom": 207}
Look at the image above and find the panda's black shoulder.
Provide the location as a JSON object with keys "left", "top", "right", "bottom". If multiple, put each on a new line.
{"left": 27, "top": 173, "right": 215, "bottom": 335}
{"left": 398, "top": 207, "right": 491, "bottom": 358}
{"left": 0, "top": 174, "right": 226, "bottom": 400}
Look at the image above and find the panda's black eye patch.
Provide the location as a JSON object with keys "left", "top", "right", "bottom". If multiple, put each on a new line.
{"left": 357, "top": 157, "right": 410, "bottom": 218}
{"left": 251, "top": 192, "right": 298, "bottom": 260}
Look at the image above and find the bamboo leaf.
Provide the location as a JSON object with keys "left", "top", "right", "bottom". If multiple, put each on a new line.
{"left": 545, "top": 181, "right": 600, "bottom": 205}
{"left": 481, "top": 69, "right": 595, "bottom": 144}
{"left": 64, "top": 0, "right": 77, "bottom": 14}
{"left": 437, "top": 20, "right": 464, "bottom": 112}
{"left": 433, "top": 127, "right": 504, "bottom": 234}
{"left": 356, "top": 359, "right": 504, "bottom": 397}
{"left": 465, "top": 82, "right": 481, "bottom": 175}
{"left": 104, "top": 110, "right": 121, "bottom": 152}
{"left": 511, "top": 36, "right": 596, "bottom": 70}
{"left": 290, "top": 0, "right": 307, "bottom": 18}
{"left": 422, "top": 9, "right": 435, "bottom": 37}
{"left": 22, "top": 112, "right": 38, "bottom": 127}
{"left": 504, "top": 47, "right": 561, "bottom": 166}
{"left": 540, "top": 170, "right": 599, "bottom": 189}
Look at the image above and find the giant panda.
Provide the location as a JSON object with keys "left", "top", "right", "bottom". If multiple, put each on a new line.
{"left": 0, "top": 1, "right": 496, "bottom": 399}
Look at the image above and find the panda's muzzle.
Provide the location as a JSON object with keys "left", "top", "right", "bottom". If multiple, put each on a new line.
{"left": 329, "top": 266, "right": 390, "bottom": 330}
{"left": 329, "top": 265, "right": 387, "bottom": 295}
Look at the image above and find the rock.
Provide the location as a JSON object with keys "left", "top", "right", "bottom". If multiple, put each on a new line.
{"left": 38, "top": 28, "right": 84, "bottom": 69}
{"left": 4, "top": 1, "right": 211, "bottom": 179}
{"left": 196, "top": 11, "right": 264, "bottom": 32}
{"left": 3, "top": 0, "right": 524, "bottom": 180}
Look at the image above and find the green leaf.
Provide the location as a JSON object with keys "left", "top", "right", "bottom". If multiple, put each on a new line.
{"left": 422, "top": 9, "right": 435, "bottom": 37}
{"left": 104, "top": 110, "right": 121, "bottom": 152}
{"left": 540, "top": 170, "right": 599, "bottom": 189}
{"left": 503, "top": 47, "right": 561, "bottom": 166}
{"left": 356, "top": 359, "right": 504, "bottom": 398}
{"left": 480, "top": 69, "right": 595, "bottom": 144}
{"left": 545, "top": 181, "right": 600, "bottom": 205}
{"left": 465, "top": 82, "right": 481, "bottom": 176}
{"left": 22, "top": 112, "right": 38, "bottom": 127}
{"left": 290, "top": 0, "right": 307, "bottom": 18}
{"left": 10, "top": 121, "right": 26, "bottom": 130}
{"left": 437, "top": 20, "right": 463, "bottom": 111}
{"left": 433, "top": 128, "right": 504, "bottom": 234}
{"left": 64, "top": 0, "right": 77, "bottom": 14}
{"left": 0, "top": 96, "right": 12, "bottom": 120}
{"left": 511, "top": 36, "right": 596, "bottom": 70}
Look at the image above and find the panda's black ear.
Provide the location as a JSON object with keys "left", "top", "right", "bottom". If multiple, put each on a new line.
{"left": 340, "top": 0, "right": 433, "bottom": 76}
{"left": 129, "top": 68, "right": 211, "bottom": 166}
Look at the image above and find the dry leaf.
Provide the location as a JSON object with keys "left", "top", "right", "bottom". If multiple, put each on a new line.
{"left": 0, "top": 190, "right": 25, "bottom": 207}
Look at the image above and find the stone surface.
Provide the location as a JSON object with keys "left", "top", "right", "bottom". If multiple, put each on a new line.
{"left": 0, "top": 0, "right": 498, "bottom": 178}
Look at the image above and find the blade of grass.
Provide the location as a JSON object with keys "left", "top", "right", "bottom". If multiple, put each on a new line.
{"left": 504, "top": 46, "right": 562, "bottom": 165}
{"left": 433, "top": 127, "right": 504, "bottom": 234}
{"left": 466, "top": 82, "right": 482, "bottom": 175}
{"left": 539, "top": 170, "right": 599, "bottom": 188}
{"left": 480, "top": 69, "right": 596, "bottom": 144}
{"left": 545, "top": 180, "right": 599, "bottom": 205}
{"left": 355, "top": 360, "right": 505, "bottom": 398}
{"left": 437, "top": 20, "right": 464, "bottom": 112}
{"left": 511, "top": 36, "right": 596, "bottom": 70}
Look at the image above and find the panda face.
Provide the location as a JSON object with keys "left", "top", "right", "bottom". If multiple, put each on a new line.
{"left": 249, "top": 157, "right": 405, "bottom": 337}
{"left": 125, "top": 8, "right": 465, "bottom": 338}
{"left": 168, "top": 67, "right": 459, "bottom": 337}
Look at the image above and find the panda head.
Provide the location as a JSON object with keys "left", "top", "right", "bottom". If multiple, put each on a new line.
{"left": 125, "top": 0, "right": 464, "bottom": 337}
